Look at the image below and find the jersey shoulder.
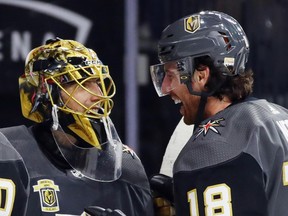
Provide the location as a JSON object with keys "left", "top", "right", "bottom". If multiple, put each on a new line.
{"left": 0, "top": 126, "right": 30, "bottom": 215}
{"left": 0, "top": 128, "right": 22, "bottom": 161}
{"left": 174, "top": 98, "right": 288, "bottom": 173}
{"left": 120, "top": 144, "right": 150, "bottom": 190}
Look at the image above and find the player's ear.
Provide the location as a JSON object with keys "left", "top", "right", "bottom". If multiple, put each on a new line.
{"left": 193, "top": 67, "right": 210, "bottom": 89}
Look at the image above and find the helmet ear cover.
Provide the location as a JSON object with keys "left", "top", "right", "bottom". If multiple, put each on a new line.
{"left": 19, "top": 71, "right": 62, "bottom": 123}
{"left": 176, "top": 57, "right": 193, "bottom": 85}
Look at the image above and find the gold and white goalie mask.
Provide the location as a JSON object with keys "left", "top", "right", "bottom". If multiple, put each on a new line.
{"left": 19, "top": 38, "right": 122, "bottom": 181}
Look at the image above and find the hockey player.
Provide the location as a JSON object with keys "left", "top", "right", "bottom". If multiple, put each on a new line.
{"left": 0, "top": 38, "right": 153, "bottom": 216}
{"left": 150, "top": 10, "right": 288, "bottom": 215}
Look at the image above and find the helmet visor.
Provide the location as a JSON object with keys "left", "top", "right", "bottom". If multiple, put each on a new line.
{"left": 150, "top": 57, "right": 193, "bottom": 97}
{"left": 52, "top": 116, "right": 122, "bottom": 182}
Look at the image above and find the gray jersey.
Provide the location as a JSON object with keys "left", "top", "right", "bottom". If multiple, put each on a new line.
{"left": 173, "top": 98, "right": 288, "bottom": 216}
{"left": 0, "top": 125, "right": 153, "bottom": 216}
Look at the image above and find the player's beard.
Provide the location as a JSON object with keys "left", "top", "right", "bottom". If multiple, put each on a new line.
{"left": 182, "top": 94, "right": 201, "bottom": 125}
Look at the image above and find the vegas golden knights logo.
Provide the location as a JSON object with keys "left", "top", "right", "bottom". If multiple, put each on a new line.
{"left": 43, "top": 189, "right": 56, "bottom": 206}
{"left": 184, "top": 15, "right": 200, "bottom": 33}
{"left": 33, "top": 179, "right": 60, "bottom": 212}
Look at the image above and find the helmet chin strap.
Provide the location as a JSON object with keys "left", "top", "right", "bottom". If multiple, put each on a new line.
{"left": 194, "top": 93, "right": 208, "bottom": 131}
{"left": 184, "top": 79, "right": 225, "bottom": 132}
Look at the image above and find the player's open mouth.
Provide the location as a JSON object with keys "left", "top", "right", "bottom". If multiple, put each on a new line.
{"left": 172, "top": 97, "right": 181, "bottom": 104}
{"left": 88, "top": 106, "right": 101, "bottom": 114}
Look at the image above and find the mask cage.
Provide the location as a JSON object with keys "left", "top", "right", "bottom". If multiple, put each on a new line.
{"left": 45, "top": 64, "right": 116, "bottom": 119}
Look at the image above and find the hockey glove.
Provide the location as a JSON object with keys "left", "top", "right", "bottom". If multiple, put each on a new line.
{"left": 150, "top": 173, "right": 175, "bottom": 216}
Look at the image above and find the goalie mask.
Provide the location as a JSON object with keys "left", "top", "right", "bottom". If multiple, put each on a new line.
{"left": 19, "top": 38, "right": 122, "bottom": 181}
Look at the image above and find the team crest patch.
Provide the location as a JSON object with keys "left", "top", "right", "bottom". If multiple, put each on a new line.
{"left": 195, "top": 118, "right": 225, "bottom": 139}
{"left": 33, "top": 179, "right": 60, "bottom": 212}
{"left": 184, "top": 15, "right": 200, "bottom": 33}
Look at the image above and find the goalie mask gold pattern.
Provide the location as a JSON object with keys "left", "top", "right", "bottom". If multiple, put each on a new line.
{"left": 19, "top": 38, "right": 116, "bottom": 148}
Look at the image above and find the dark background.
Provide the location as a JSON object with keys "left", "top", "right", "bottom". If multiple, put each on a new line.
{"left": 0, "top": 0, "right": 287, "bottom": 177}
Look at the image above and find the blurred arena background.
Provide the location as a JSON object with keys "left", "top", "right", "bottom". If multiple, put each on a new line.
{"left": 0, "top": 0, "right": 287, "bottom": 177}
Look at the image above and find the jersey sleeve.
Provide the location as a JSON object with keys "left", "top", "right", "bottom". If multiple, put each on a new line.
{"left": 0, "top": 132, "right": 29, "bottom": 216}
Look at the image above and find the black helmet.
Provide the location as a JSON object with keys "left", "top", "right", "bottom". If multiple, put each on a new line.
{"left": 158, "top": 10, "right": 249, "bottom": 75}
